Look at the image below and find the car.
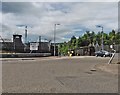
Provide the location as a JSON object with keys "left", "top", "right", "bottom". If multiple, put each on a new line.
{"left": 95, "top": 50, "right": 113, "bottom": 57}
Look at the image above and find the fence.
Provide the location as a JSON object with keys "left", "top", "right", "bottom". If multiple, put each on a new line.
{"left": 95, "top": 44, "right": 120, "bottom": 53}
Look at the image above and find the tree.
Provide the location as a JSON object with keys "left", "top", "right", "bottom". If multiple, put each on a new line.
{"left": 59, "top": 29, "right": 120, "bottom": 55}
{"left": 109, "top": 30, "right": 116, "bottom": 44}
{"left": 77, "top": 36, "right": 82, "bottom": 47}
{"left": 70, "top": 36, "right": 77, "bottom": 49}
{"left": 115, "top": 32, "right": 120, "bottom": 44}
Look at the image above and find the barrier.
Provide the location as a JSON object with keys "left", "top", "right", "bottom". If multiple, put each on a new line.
{"left": 108, "top": 50, "right": 116, "bottom": 64}
{"left": 1, "top": 53, "right": 51, "bottom": 58}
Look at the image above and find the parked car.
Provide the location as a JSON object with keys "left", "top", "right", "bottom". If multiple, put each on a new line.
{"left": 95, "top": 50, "right": 113, "bottom": 57}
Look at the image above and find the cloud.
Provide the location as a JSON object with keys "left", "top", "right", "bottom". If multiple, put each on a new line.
{"left": 2, "top": 0, "right": 120, "bottom": 2}
{"left": 1, "top": 2, "right": 118, "bottom": 43}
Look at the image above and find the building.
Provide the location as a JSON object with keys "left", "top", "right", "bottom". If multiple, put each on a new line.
{"left": 13, "top": 34, "right": 25, "bottom": 53}
{"left": 0, "top": 38, "right": 13, "bottom": 52}
{"left": 0, "top": 34, "right": 51, "bottom": 54}
{"left": 28, "top": 42, "right": 51, "bottom": 53}
{"left": 75, "top": 46, "right": 95, "bottom": 56}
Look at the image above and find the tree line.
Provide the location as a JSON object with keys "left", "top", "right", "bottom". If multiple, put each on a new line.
{"left": 59, "top": 30, "right": 120, "bottom": 55}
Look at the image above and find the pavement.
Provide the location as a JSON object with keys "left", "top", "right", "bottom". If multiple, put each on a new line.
{"left": 1, "top": 55, "right": 119, "bottom": 75}
{"left": 2, "top": 56, "right": 118, "bottom": 93}
{"left": 95, "top": 63, "right": 118, "bottom": 75}
{"left": 94, "top": 53, "right": 119, "bottom": 75}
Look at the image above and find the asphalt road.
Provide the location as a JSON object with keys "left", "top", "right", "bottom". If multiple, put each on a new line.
{"left": 2, "top": 56, "right": 118, "bottom": 93}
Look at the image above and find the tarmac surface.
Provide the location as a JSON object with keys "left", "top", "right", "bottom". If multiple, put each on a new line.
{"left": 2, "top": 56, "right": 119, "bottom": 93}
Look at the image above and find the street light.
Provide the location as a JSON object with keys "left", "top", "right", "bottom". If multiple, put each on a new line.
{"left": 54, "top": 23, "right": 60, "bottom": 56}
{"left": 96, "top": 25, "right": 104, "bottom": 50}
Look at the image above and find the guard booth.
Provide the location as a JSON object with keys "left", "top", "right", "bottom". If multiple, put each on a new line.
{"left": 13, "top": 35, "right": 24, "bottom": 53}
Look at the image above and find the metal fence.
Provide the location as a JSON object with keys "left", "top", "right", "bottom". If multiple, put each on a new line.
{"left": 95, "top": 44, "right": 120, "bottom": 53}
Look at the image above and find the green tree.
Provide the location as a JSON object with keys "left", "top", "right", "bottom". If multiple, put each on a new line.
{"left": 109, "top": 30, "right": 116, "bottom": 44}
{"left": 77, "top": 36, "right": 82, "bottom": 47}
{"left": 70, "top": 36, "right": 77, "bottom": 49}
{"left": 115, "top": 32, "right": 120, "bottom": 44}
{"left": 59, "top": 29, "right": 120, "bottom": 55}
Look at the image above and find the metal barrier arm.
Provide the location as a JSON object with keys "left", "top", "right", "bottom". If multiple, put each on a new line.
{"left": 108, "top": 50, "right": 116, "bottom": 64}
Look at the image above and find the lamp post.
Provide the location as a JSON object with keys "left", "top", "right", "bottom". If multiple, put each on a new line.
{"left": 13, "top": 37, "right": 16, "bottom": 53}
{"left": 54, "top": 24, "right": 60, "bottom": 56}
{"left": 96, "top": 25, "right": 104, "bottom": 50}
{"left": 25, "top": 26, "right": 27, "bottom": 44}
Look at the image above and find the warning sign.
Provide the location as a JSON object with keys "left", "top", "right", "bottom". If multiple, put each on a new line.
{"left": 30, "top": 42, "right": 39, "bottom": 50}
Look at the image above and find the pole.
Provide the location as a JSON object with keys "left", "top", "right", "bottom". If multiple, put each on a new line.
{"left": 53, "top": 24, "right": 60, "bottom": 56}
{"left": 39, "top": 36, "right": 41, "bottom": 52}
{"left": 96, "top": 25, "right": 104, "bottom": 50}
{"left": 54, "top": 24, "right": 56, "bottom": 56}
{"left": 25, "top": 26, "right": 27, "bottom": 44}
{"left": 13, "top": 36, "right": 16, "bottom": 53}
{"left": 24, "top": 26, "right": 27, "bottom": 52}
{"left": 14, "top": 39, "right": 15, "bottom": 53}
{"left": 101, "top": 27, "right": 104, "bottom": 50}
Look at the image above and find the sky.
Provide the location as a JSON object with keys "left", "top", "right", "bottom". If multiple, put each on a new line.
{"left": 1, "top": 1, "right": 118, "bottom": 43}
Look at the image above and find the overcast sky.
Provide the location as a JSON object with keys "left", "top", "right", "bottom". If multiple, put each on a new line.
{"left": 1, "top": 1, "right": 118, "bottom": 43}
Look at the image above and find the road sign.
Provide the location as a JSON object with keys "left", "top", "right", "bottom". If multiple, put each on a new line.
{"left": 30, "top": 42, "right": 39, "bottom": 50}
{"left": 110, "top": 45, "right": 113, "bottom": 49}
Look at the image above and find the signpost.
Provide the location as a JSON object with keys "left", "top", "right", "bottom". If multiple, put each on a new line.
{"left": 110, "top": 45, "right": 113, "bottom": 49}
{"left": 30, "top": 42, "right": 39, "bottom": 53}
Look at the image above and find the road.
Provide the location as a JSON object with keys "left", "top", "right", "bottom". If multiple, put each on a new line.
{"left": 2, "top": 56, "right": 118, "bottom": 93}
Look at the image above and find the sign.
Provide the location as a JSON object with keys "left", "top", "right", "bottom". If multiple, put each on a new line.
{"left": 30, "top": 42, "right": 39, "bottom": 50}
{"left": 110, "top": 45, "right": 113, "bottom": 49}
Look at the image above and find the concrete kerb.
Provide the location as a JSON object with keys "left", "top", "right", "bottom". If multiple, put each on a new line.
{"left": 1, "top": 53, "right": 51, "bottom": 58}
